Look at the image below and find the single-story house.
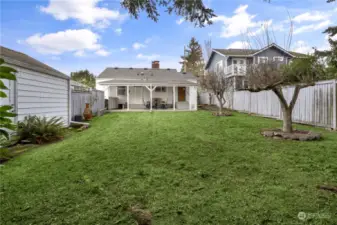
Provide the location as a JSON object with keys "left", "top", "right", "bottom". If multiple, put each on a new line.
{"left": 0, "top": 46, "right": 71, "bottom": 125}
{"left": 96, "top": 61, "right": 198, "bottom": 111}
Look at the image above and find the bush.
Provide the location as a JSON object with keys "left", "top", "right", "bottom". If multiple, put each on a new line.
{"left": 16, "top": 116, "right": 65, "bottom": 144}
{"left": 0, "top": 148, "right": 12, "bottom": 163}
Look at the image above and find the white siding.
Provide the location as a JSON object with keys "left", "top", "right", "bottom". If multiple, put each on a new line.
{"left": 14, "top": 67, "right": 70, "bottom": 125}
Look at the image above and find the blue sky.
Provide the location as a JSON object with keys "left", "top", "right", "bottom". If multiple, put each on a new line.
{"left": 1, "top": 0, "right": 336, "bottom": 76}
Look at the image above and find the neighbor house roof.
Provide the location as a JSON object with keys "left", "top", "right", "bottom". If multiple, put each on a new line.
{"left": 206, "top": 43, "right": 307, "bottom": 69}
{"left": 97, "top": 67, "right": 196, "bottom": 85}
{"left": 0, "top": 46, "right": 69, "bottom": 80}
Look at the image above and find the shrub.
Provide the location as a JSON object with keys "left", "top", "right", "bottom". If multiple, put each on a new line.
{"left": 16, "top": 116, "right": 65, "bottom": 144}
{"left": 0, "top": 148, "right": 12, "bottom": 163}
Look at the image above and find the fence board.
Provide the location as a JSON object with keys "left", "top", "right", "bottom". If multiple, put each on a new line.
{"left": 200, "top": 80, "right": 337, "bottom": 129}
{"left": 71, "top": 90, "right": 105, "bottom": 120}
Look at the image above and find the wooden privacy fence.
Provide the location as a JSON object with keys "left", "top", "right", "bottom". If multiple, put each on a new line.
{"left": 71, "top": 90, "right": 105, "bottom": 120}
{"left": 200, "top": 79, "right": 337, "bottom": 129}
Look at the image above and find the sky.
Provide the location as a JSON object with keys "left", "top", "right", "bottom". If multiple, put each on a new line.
{"left": 0, "top": 0, "right": 336, "bottom": 76}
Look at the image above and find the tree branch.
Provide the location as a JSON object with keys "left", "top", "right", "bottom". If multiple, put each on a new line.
{"left": 289, "top": 85, "right": 300, "bottom": 110}
{"left": 272, "top": 87, "right": 288, "bottom": 109}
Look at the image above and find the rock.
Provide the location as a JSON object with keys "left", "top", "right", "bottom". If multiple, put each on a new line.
{"left": 263, "top": 131, "right": 274, "bottom": 137}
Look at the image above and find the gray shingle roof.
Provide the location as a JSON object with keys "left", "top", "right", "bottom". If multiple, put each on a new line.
{"left": 214, "top": 46, "right": 307, "bottom": 57}
{"left": 0, "top": 46, "right": 69, "bottom": 80}
{"left": 97, "top": 67, "right": 196, "bottom": 83}
{"left": 214, "top": 48, "right": 258, "bottom": 56}
{"left": 98, "top": 79, "right": 197, "bottom": 86}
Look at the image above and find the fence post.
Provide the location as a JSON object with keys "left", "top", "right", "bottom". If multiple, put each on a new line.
{"left": 333, "top": 79, "right": 337, "bottom": 130}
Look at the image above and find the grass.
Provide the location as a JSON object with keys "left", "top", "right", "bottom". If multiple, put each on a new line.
{"left": 0, "top": 111, "right": 336, "bottom": 225}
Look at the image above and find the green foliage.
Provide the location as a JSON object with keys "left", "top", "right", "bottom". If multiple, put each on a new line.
{"left": 0, "top": 148, "right": 12, "bottom": 162}
{"left": 121, "top": 0, "right": 215, "bottom": 27}
{"left": 0, "top": 58, "right": 17, "bottom": 140}
{"left": 70, "top": 69, "right": 96, "bottom": 88}
{"left": 181, "top": 37, "right": 204, "bottom": 76}
{"left": 282, "top": 56, "right": 327, "bottom": 84}
{"left": 16, "top": 116, "right": 65, "bottom": 144}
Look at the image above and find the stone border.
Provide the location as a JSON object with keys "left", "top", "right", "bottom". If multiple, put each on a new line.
{"left": 261, "top": 129, "right": 321, "bottom": 141}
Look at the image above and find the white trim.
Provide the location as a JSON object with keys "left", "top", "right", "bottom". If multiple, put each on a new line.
{"left": 213, "top": 50, "right": 227, "bottom": 58}
{"left": 273, "top": 56, "right": 284, "bottom": 62}
{"left": 126, "top": 85, "right": 129, "bottom": 111}
{"left": 251, "top": 43, "right": 295, "bottom": 57}
{"left": 258, "top": 56, "right": 268, "bottom": 64}
{"left": 173, "top": 86, "right": 176, "bottom": 110}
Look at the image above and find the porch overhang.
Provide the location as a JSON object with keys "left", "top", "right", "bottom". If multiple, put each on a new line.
{"left": 97, "top": 79, "right": 197, "bottom": 87}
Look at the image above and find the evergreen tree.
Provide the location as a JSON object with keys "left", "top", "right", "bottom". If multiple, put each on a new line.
{"left": 181, "top": 37, "right": 204, "bottom": 77}
{"left": 121, "top": 0, "right": 215, "bottom": 27}
{"left": 70, "top": 70, "right": 96, "bottom": 88}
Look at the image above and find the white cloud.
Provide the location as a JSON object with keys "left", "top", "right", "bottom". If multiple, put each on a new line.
{"left": 227, "top": 41, "right": 250, "bottom": 49}
{"left": 95, "top": 49, "right": 110, "bottom": 56}
{"left": 74, "top": 50, "right": 86, "bottom": 57}
{"left": 114, "top": 28, "right": 122, "bottom": 35}
{"left": 293, "top": 11, "right": 331, "bottom": 23}
{"left": 136, "top": 53, "right": 160, "bottom": 61}
{"left": 144, "top": 38, "right": 153, "bottom": 44}
{"left": 294, "top": 20, "right": 331, "bottom": 34}
{"left": 25, "top": 29, "right": 101, "bottom": 55}
{"left": 40, "top": 0, "right": 127, "bottom": 28}
{"left": 176, "top": 18, "right": 184, "bottom": 25}
{"left": 133, "top": 42, "right": 146, "bottom": 50}
{"left": 211, "top": 4, "right": 269, "bottom": 38}
{"left": 292, "top": 39, "right": 331, "bottom": 54}
{"left": 292, "top": 40, "right": 314, "bottom": 54}
{"left": 120, "top": 47, "right": 127, "bottom": 52}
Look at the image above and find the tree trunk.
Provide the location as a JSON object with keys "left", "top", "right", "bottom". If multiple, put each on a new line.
{"left": 282, "top": 107, "right": 293, "bottom": 133}
{"left": 208, "top": 93, "right": 213, "bottom": 105}
{"left": 218, "top": 98, "right": 223, "bottom": 115}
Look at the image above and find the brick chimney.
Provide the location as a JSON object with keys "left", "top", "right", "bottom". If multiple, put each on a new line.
{"left": 152, "top": 61, "right": 160, "bottom": 69}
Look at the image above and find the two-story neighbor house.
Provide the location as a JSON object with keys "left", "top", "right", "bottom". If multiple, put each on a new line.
{"left": 204, "top": 43, "right": 305, "bottom": 90}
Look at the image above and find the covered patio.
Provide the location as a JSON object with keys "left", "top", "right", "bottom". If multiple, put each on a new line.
{"left": 98, "top": 80, "right": 198, "bottom": 111}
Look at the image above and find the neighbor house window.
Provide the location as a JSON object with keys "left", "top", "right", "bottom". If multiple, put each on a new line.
{"left": 155, "top": 87, "right": 166, "bottom": 92}
{"left": 273, "top": 56, "right": 284, "bottom": 62}
{"left": 243, "top": 80, "right": 249, "bottom": 89}
{"left": 216, "top": 61, "right": 223, "bottom": 73}
{"left": 258, "top": 57, "right": 268, "bottom": 64}
{"left": 117, "top": 86, "right": 126, "bottom": 95}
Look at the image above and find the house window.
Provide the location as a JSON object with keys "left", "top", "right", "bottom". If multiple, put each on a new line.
{"left": 216, "top": 61, "right": 223, "bottom": 74}
{"left": 273, "top": 56, "right": 284, "bottom": 62}
{"left": 155, "top": 86, "right": 166, "bottom": 92}
{"left": 117, "top": 86, "right": 126, "bottom": 95}
{"left": 258, "top": 57, "right": 268, "bottom": 64}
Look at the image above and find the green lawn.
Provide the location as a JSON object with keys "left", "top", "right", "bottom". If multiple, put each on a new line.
{"left": 1, "top": 111, "right": 336, "bottom": 224}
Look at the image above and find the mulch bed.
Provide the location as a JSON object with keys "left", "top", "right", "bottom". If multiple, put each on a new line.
{"left": 261, "top": 129, "right": 321, "bottom": 141}
{"left": 199, "top": 104, "right": 233, "bottom": 116}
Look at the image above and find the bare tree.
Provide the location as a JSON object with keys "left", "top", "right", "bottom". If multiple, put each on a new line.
{"left": 199, "top": 71, "right": 233, "bottom": 115}
{"left": 203, "top": 38, "right": 214, "bottom": 105}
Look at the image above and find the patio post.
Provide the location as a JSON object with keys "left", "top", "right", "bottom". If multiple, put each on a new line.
{"left": 127, "top": 85, "right": 129, "bottom": 111}
{"left": 150, "top": 84, "right": 153, "bottom": 111}
{"left": 173, "top": 85, "right": 176, "bottom": 110}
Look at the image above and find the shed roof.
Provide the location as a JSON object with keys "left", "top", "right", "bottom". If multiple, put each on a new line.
{"left": 0, "top": 46, "right": 69, "bottom": 80}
